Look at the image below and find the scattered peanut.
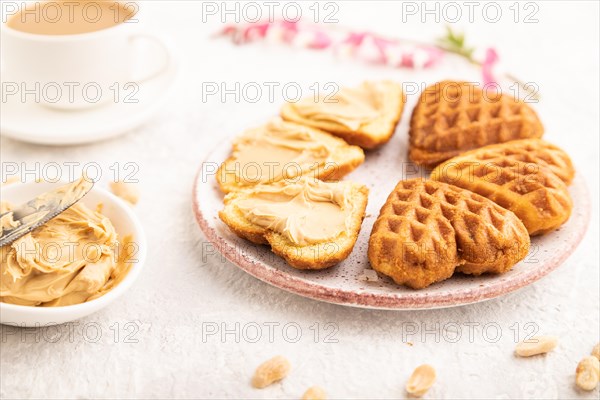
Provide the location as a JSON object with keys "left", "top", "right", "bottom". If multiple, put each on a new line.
{"left": 302, "top": 386, "right": 327, "bottom": 400}
{"left": 109, "top": 181, "right": 140, "bottom": 205}
{"left": 514, "top": 336, "right": 558, "bottom": 357}
{"left": 575, "top": 356, "right": 600, "bottom": 391}
{"left": 2, "top": 176, "right": 19, "bottom": 186}
{"left": 406, "top": 364, "right": 436, "bottom": 397}
{"left": 251, "top": 355, "right": 291, "bottom": 389}
{"left": 357, "top": 269, "right": 379, "bottom": 282}
{"left": 592, "top": 343, "right": 600, "bottom": 360}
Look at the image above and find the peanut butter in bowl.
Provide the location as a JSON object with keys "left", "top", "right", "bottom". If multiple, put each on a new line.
{"left": 0, "top": 200, "right": 135, "bottom": 307}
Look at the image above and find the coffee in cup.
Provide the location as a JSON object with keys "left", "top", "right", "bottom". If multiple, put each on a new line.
{"left": 6, "top": 0, "right": 136, "bottom": 35}
{"left": 1, "top": 1, "right": 169, "bottom": 110}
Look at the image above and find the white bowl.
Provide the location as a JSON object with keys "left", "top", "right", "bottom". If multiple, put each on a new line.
{"left": 0, "top": 181, "right": 147, "bottom": 327}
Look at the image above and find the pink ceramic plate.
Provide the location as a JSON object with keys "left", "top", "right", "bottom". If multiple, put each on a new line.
{"left": 192, "top": 127, "right": 591, "bottom": 310}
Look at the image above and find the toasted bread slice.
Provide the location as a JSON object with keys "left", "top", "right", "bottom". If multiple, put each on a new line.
{"left": 281, "top": 81, "right": 405, "bottom": 149}
{"left": 216, "top": 118, "right": 365, "bottom": 193}
{"left": 219, "top": 178, "right": 369, "bottom": 269}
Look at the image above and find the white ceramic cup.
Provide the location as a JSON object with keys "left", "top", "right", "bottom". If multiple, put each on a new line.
{"left": 0, "top": 1, "right": 170, "bottom": 110}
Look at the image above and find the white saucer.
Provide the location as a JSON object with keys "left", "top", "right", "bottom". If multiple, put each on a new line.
{"left": 0, "top": 55, "right": 179, "bottom": 145}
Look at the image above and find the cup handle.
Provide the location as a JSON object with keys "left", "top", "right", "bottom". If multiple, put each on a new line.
{"left": 128, "top": 33, "right": 170, "bottom": 83}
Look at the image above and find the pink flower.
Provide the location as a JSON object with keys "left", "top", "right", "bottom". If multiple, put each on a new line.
{"left": 482, "top": 48, "right": 499, "bottom": 85}
{"left": 217, "top": 22, "right": 447, "bottom": 71}
{"left": 423, "top": 46, "right": 444, "bottom": 68}
{"left": 308, "top": 30, "right": 332, "bottom": 49}
{"left": 371, "top": 36, "right": 394, "bottom": 64}
{"left": 343, "top": 32, "right": 367, "bottom": 47}
{"left": 244, "top": 23, "right": 270, "bottom": 42}
{"left": 279, "top": 20, "right": 298, "bottom": 43}
{"left": 398, "top": 46, "right": 443, "bottom": 69}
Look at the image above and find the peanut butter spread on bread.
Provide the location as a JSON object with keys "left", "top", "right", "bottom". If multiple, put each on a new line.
{"left": 228, "top": 119, "right": 337, "bottom": 187}
{"left": 288, "top": 81, "right": 386, "bottom": 130}
{"left": 235, "top": 178, "right": 353, "bottom": 246}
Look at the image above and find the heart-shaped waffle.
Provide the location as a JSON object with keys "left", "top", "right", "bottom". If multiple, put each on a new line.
{"left": 409, "top": 81, "right": 544, "bottom": 168}
{"left": 368, "top": 179, "right": 530, "bottom": 289}
{"left": 431, "top": 139, "right": 574, "bottom": 235}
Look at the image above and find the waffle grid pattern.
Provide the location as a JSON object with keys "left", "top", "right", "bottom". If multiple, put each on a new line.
{"left": 369, "top": 179, "right": 529, "bottom": 289}
{"left": 380, "top": 179, "right": 514, "bottom": 242}
{"left": 445, "top": 139, "right": 574, "bottom": 184}
{"left": 432, "top": 141, "right": 574, "bottom": 235}
{"left": 409, "top": 81, "right": 544, "bottom": 166}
